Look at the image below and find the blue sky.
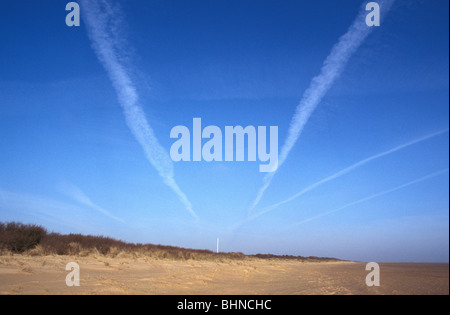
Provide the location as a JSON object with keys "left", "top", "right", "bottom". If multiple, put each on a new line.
{"left": 0, "top": 0, "right": 448, "bottom": 262}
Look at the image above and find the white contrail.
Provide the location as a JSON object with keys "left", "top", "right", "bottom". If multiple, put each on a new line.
{"left": 250, "top": 129, "right": 449, "bottom": 219}
{"left": 81, "top": 0, "right": 198, "bottom": 220}
{"left": 287, "top": 168, "right": 449, "bottom": 228}
{"left": 248, "top": 0, "right": 395, "bottom": 214}
{"left": 60, "top": 183, "right": 125, "bottom": 223}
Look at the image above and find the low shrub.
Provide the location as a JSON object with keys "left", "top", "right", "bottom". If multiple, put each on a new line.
{"left": 0, "top": 222, "right": 338, "bottom": 262}
{"left": 0, "top": 222, "right": 47, "bottom": 253}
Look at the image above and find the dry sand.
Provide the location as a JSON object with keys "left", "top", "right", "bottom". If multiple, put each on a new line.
{"left": 0, "top": 254, "right": 448, "bottom": 295}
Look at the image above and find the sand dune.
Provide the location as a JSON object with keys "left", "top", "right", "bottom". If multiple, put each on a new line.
{"left": 0, "top": 255, "right": 448, "bottom": 295}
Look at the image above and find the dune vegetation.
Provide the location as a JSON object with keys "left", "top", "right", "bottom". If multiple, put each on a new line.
{"left": 0, "top": 222, "right": 339, "bottom": 262}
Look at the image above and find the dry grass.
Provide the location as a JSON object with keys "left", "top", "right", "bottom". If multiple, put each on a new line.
{"left": 0, "top": 222, "right": 341, "bottom": 263}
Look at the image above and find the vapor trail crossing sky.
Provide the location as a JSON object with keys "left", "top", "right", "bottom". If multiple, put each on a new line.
{"left": 248, "top": 0, "right": 395, "bottom": 215}
{"left": 81, "top": 0, "right": 198, "bottom": 220}
{"left": 287, "top": 168, "right": 449, "bottom": 228}
{"left": 246, "top": 129, "right": 449, "bottom": 221}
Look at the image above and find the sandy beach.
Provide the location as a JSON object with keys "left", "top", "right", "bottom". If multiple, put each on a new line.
{"left": 0, "top": 254, "right": 448, "bottom": 295}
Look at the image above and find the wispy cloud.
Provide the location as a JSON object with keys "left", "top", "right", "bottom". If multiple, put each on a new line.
{"left": 0, "top": 189, "right": 106, "bottom": 231}
{"left": 59, "top": 182, "right": 125, "bottom": 224}
{"left": 248, "top": 0, "right": 395, "bottom": 214}
{"left": 81, "top": 0, "right": 197, "bottom": 220}
{"left": 286, "top": 168, "right": 449, "bottom": 228}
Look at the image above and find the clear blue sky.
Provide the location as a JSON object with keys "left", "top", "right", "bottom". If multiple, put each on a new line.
{"left": 0, "top": 0, "right": 448, "bottom": 262}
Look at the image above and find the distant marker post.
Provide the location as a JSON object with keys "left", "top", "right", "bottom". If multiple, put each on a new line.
{"left": 217, "top": 238, "right": 219, "bottom": 253}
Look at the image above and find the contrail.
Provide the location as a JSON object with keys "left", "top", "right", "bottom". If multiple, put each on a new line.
{"left": 60, "top": 182, "right": 125, "bottom": 224}
{"left": 287, "top": 168, "right": 449, "bottom": 228}
{"left": 248, "top": 0, "right": 395, "bottom": 214}
{"left": 251, "top": 129, "right": 449, "bottom": 219}
{"left": 81, "top": 0, "right": 198, "bottom": 220}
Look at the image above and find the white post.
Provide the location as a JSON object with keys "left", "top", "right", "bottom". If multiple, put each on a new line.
{"left": 216, "top": 238, "right": 219, "bottom": 253}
